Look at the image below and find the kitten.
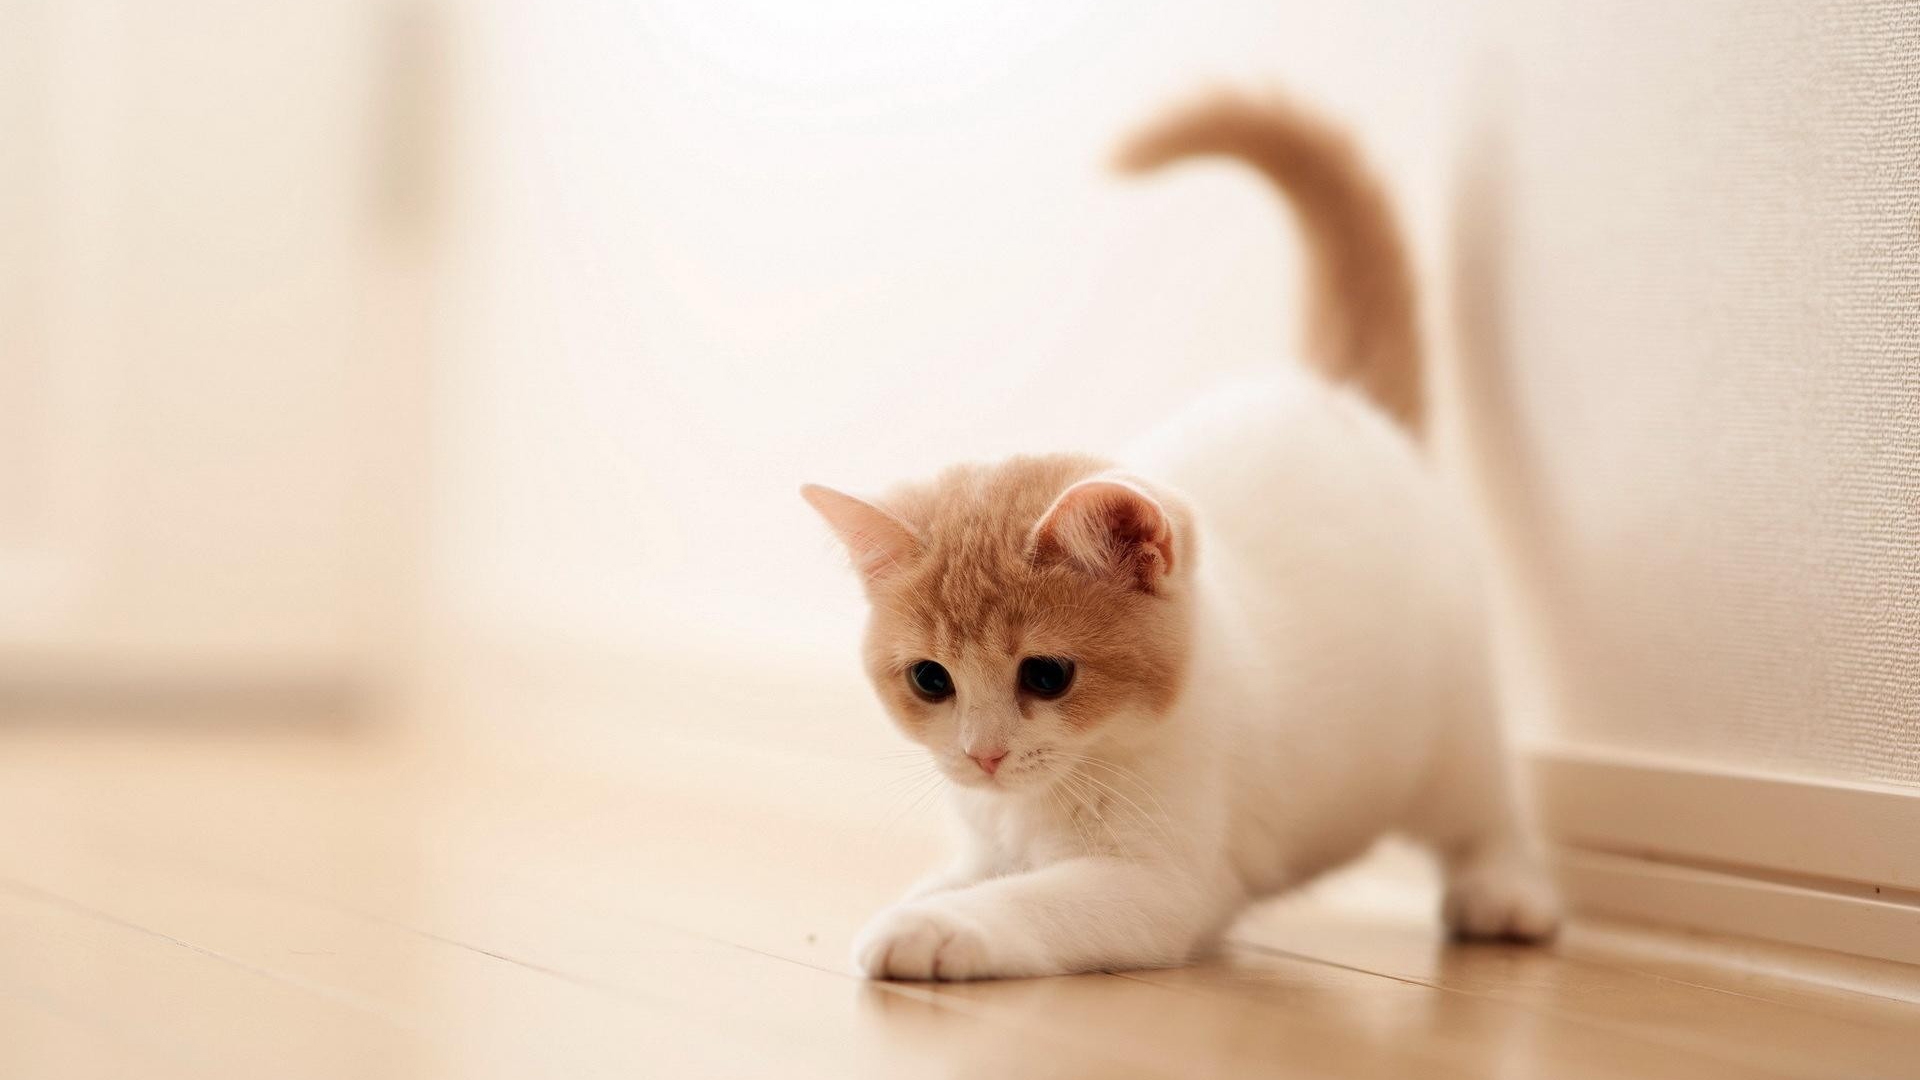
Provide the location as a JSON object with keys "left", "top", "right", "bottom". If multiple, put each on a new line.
{"left": 804, "top": 92, "right": 1560, "bottom": 981}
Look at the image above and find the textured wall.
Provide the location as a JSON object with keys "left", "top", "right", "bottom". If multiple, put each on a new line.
{"left": 1458, "top": 1, "right": 1920, "bottom": 785}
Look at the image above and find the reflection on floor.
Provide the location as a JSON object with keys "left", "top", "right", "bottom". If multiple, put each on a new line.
{"left": 2, "top": 717, "right": 1918, "bottom": 1080}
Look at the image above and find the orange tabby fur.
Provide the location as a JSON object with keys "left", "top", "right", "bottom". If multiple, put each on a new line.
{"left": 858, "top": 456, "right": 1192, "bottom": 735}
{"left": 1117, "top": 92, "right": 1425, "bottom": 435}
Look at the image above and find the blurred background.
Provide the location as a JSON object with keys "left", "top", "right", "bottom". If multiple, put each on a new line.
{"left": 3, "top": 12, "right": 1920, "bottom": 1068}
{"left": 2, "top": 0, "right": 1916, "bottom": 943}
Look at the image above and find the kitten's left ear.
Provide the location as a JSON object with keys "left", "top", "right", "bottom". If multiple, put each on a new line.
{"left": 1028, "top": 477, "right": 1177, "bottom": 593}
{"left": 801, "top": 484, "right": 922, "bottom": 585}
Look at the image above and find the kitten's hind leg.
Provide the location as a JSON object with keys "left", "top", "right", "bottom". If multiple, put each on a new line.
{"left": 1407, "top": 713, "right": 1562, "bottom": 942}
{"left": 1438, "top": 834, "right": 1561, "bottom": 942}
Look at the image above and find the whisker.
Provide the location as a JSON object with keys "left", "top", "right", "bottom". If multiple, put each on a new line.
{"left": 874, "top": 768, "right": 947, "bottom": 840}
{"left": 1048, "top": 752, "right": 1180, "bottom": 855}
{"left": 1058, "top": 770, "right": 1133, "bottom": 856}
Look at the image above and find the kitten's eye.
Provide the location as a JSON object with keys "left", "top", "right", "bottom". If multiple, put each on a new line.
{"left": 1018, "top": 657, "right": 1075, "bottom": 698}
{"left": 907, "top": 660, "right": 954, "bottom": 702}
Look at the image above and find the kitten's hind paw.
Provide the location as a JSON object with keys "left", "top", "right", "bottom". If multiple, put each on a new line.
{"left": 1442, "top": 853, "right": 1562, "bottom": 943}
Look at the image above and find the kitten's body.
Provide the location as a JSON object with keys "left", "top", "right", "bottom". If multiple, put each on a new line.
{"left": 806, "top": 94, "right": 1557, "bottom": 981}
{"left": 1134, "top": 372, "right": 1485, "bottom": 888}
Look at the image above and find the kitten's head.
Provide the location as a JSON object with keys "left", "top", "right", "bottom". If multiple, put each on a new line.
{"left": 803, "top": 454, "right": 1193, "bottom": 791}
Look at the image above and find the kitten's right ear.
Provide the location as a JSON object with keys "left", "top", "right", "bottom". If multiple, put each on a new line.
{"left": 800, "top": 484, "right": 921, "bottom": 585}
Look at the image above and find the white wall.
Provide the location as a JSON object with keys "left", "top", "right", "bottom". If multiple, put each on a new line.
{"left": 432, "top": 0, "right": 1477, "bottom": 669}
{"left": 435, "top": 0, "right": 1920, "bottom": 792}
{"left": 1469, "top": 0, "right": 1920, "bottom": 786}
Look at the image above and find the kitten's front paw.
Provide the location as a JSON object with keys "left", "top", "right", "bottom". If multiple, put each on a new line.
{"left": 1442, "top": 855, "right": 1563, "bottom": 943}
{"left": 852, "top": 903, "right": 1006, "bottom": 981}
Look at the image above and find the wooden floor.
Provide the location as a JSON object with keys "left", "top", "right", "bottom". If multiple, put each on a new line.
{"left": 4, "top": 711, "right": 1920, "bottom": 1079}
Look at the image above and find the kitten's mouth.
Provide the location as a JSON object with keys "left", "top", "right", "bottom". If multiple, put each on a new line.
{"left": 949, "top": 767, "right": 1002, "bottom": 789}
{"left": 951, "top": 760, "right": 1046, "bottom": 792}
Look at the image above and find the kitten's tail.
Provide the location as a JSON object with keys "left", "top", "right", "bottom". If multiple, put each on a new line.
{"left": 1116, "top": 91, "right": 1424, "bottom": 436}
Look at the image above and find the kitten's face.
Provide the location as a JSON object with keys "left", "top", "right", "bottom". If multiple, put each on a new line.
{"left": 805, "top": 455, "right": 1192, "bottom": 792}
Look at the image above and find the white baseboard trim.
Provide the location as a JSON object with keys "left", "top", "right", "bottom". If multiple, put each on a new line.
{"left": 1529, "top": 745, "right": 1920, "bottom": 967}
{"left": 1554, "top": 848, "right": 1920, "bottom": 968}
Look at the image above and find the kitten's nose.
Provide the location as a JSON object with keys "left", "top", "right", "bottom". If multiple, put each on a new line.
{"left": 969, "top": 751, "right": 1007, "bottom": 776}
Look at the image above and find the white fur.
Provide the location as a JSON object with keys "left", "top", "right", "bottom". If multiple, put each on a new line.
{"left": 852, "top": 370, "right": 1560, "bottom": 980}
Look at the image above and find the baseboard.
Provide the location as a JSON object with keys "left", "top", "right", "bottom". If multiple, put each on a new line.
{"left": 1530, "top": 745, "right": 1920, "bottom": 967}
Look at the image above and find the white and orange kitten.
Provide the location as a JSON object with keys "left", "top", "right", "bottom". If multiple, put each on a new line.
{"left": 803, "top": 93, "right": 1560, "bottom": 981}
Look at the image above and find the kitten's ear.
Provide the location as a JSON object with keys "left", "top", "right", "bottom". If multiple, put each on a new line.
{"left": 801, "top": 484, "right": 921, "bottom": 585}
{"left": 1028, "top": 478, "right": 1177, "bottom": 593}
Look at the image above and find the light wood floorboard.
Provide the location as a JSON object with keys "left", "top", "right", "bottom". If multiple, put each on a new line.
{"left": 2, "top": 724, "right": 1917, "bottom": 1078}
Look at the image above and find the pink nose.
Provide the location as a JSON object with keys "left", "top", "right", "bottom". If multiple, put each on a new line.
{"left": 970, "top": 751, "right": 1007, "bottom": 776}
